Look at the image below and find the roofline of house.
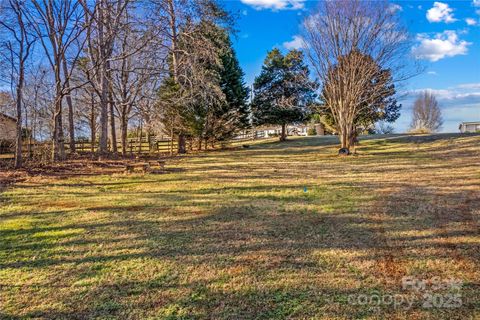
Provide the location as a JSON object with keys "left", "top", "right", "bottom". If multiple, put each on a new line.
{"left": 0, "top": 112, "right": 16, "bottom": 122}
{"left": 460, "top": 121, "right": 480, "bottom": 125}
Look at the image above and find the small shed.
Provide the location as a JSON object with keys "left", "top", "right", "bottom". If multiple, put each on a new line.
{"left": 459, "top": 121, "right": 480, "bottom": 133}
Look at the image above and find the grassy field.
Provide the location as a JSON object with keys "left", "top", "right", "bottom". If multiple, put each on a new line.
{"left": 1, "top": 134, "right": 479, "bottom": 319}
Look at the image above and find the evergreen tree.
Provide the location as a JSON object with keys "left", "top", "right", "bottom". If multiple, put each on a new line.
{"left": 157, "top": 21, "right": 250, "bottom": 150}
{"left": 251, "top": 49, "right": 317, "bottom": 141}
{"left": 213, "top": 33, "right": 250, "bottom": 142}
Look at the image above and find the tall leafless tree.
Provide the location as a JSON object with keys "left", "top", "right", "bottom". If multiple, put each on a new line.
{"left": 80, "top": 0, "right": 131, "bottom": 156}
{"left": 410, "top": 91, "right": 443, "bottom": 133}
{"left": 0, "top": 0, "right": 36, "bottom": 168}
{"left": 303, "top": 0, "right": 416, "bottom": 153}
{"left": 110, "top": 9, "right": 165, "bottom": 155}
{"left": 26, "top": 0, "right": 86, "bottom": 161}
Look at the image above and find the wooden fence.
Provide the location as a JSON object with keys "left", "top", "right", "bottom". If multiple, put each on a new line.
{"left": 70, "top": 138, "right": 177, "bottom": 155}
{"left": 0, "top": 137, "right": 177, "bottom": 159}
{"left": 231, "top": 130, "right": 266, "bottom": 141}
{"left": 0, "top": 131, "right": 269, "bottom": 160}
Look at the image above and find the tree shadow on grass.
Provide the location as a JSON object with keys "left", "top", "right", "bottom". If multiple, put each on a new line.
{"left": 1, "top": 143, "right": 480, "bottom": 318}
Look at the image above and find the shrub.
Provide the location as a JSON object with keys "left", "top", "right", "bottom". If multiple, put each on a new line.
{"left": 409, "top": 127, "right": 431, "bottom": 134}
{"left": 307, "top": 128, "right": 317, "bottom": 136}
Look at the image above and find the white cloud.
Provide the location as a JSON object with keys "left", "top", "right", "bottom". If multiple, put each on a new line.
{"left": 466, "top": 18, "right": 477, "bottom": 25}
{"left": 427, "top": 71, "right": 438, "bottom": 75}
{"left": 283, "top": 35, "right": 304, "bottom": 50}
{"left": 457, "top": 83, "right": 480, "bottom": 89}
{"left": 473, "top": 0, "right": 480, "bottom": 7}
{"left": 412, "top": 30, "right": 471, "bottom": 61}
{"left": 407, "top": 84, "right": 480, "bottom": 102}
{"left": 388, "top": 3, "right": 403, "bottom": 13}
{"left": 426, "top": 2, "right": 457, "bottom": 23}
{"left": 240, "top": 0, "right": 305, "bottom": 10}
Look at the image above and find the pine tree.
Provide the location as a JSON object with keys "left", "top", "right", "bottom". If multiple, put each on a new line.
{"left": 251, "top": 49, "right": 317, "bottom": 141}
{"left": 156, "top": 21, "right": 250, "bottom": 151}
{"left": 213, "top": 34, "right": 250, "bottom": 142}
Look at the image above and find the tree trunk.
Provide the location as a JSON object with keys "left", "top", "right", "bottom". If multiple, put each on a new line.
{"left": 349, "top": 128, "right": 357, "bottom": 154}
{"left": 167, "top": 0, "right": 178, "bottom": 82}
{"left": 170, "top": 126, "right": 174, "bottom": 155}
{"left": 137, "top": 125, "right": 143, "bottom": 155}
{"left": 52, "top": 99, "right": 65, "bottom": 161}
{"left": 97, "top": 2, "right": 109, "bottom": 156}
{"left": 108, "top": 76, "right": 117, "bottom": 153}
{"left": 338, "top": 123, "right": 352, "bottom": 155}
{"left": 98, "top": 73, "right": 109, "bottom": 155}
{"left": 90, "top": 93, "right": 96, "bottom": 153}
{"left": 109, "top": 98, "right": 117, "bottom": 153}
{"left": 340, "top": 131, "right": 346, "bottom": 149}
{"left": 177, "top": 134, "right": 186, "bottom": 154}
{"left": 197, "top": 136, "right": 202, "bottom": 150}
{"left": 52, "top": 74, "right": 66, "bottom": 162}
{"left": 14, "top": 73, "right": 23, "bottom": 169}
{"left": 62, "top": 57, "right": 76, "bottom": 153}
{"left": 121, "top": 115, "right": 128, "bottom": 156}
{"left": 280, "top": 123, "right": 287, "bottom": 141}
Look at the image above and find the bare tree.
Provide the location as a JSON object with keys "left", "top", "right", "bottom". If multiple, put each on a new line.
{"left": 409, "top": 91, "right": 443, "bottom": 133}
{"left": 80, "top": 0, "right": 131, "bottom": 156}
{"left": 0, "top": 0, "right": 36, "bottom": 168}
{"left": 23, "top": 67, "right": 52, "bottom": 153}
{"left": 26, "top": 0, "right": 86, "bottom": 161}
{"left": 72, "top": 57, "right": 99, "bottom": 153}
{"left": 303, "top": 0, "right": 416, "bottom": 153}
{"left": 110, "top": 10, "right": 165, "bottom": 156}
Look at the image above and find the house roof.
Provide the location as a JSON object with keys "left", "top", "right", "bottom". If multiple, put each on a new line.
{"left": 0, "top": 112, "right": 16, "bottom": 122}
{"left": 460, "top": 121, "right": 480, "bottom": 125}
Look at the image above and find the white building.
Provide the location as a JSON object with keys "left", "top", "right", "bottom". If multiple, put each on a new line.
{"left": 459, "top": 121, "right": 480, "bottom": 133}
{"left": 256, "top": 125, "right": 309, "bottom": 137}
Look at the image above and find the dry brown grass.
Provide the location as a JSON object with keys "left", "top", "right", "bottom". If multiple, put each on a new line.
{"left": 0, "top": 133, "right": 479, "bottom": 319}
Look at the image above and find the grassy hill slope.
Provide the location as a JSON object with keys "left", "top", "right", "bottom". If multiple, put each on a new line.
{"left": 1, "top": 134, "right": 479, "bottom": 319}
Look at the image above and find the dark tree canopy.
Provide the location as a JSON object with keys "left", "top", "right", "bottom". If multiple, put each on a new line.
{"left": 213, "top": 31, "right": 250, "bottom": 141}
{"left": 251, "top": 48, "right": 317, "bottom": 141}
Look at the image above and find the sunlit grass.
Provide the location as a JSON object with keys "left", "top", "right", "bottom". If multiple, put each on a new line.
{"left": 1, "top": 133, "right": 479, "bottom": 319}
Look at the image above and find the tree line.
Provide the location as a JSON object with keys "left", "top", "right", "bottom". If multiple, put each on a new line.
{"left": 1, "top": 0, "right": 433, "bottom": 169}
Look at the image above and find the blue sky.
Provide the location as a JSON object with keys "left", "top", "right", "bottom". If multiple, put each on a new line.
{"left": 222, "top": 0, "right": 480, "bottom": 133}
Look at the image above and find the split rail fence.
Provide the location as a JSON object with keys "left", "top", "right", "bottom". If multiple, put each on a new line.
{"left": 0, "top": 130, "right": 269, "bottom": 160}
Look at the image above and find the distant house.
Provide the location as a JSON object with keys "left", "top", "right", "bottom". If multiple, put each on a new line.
{"left": 459, "top": 121, "right": 480, "bottom": 133}
{"left": 288, "top": 124, "right": 309, "bottom": 136}
{"left": 255, "top": 124, "right": 310, "bottom": 138}
{"left": 0, "top": 113, "right": 16, "bottom": 142}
